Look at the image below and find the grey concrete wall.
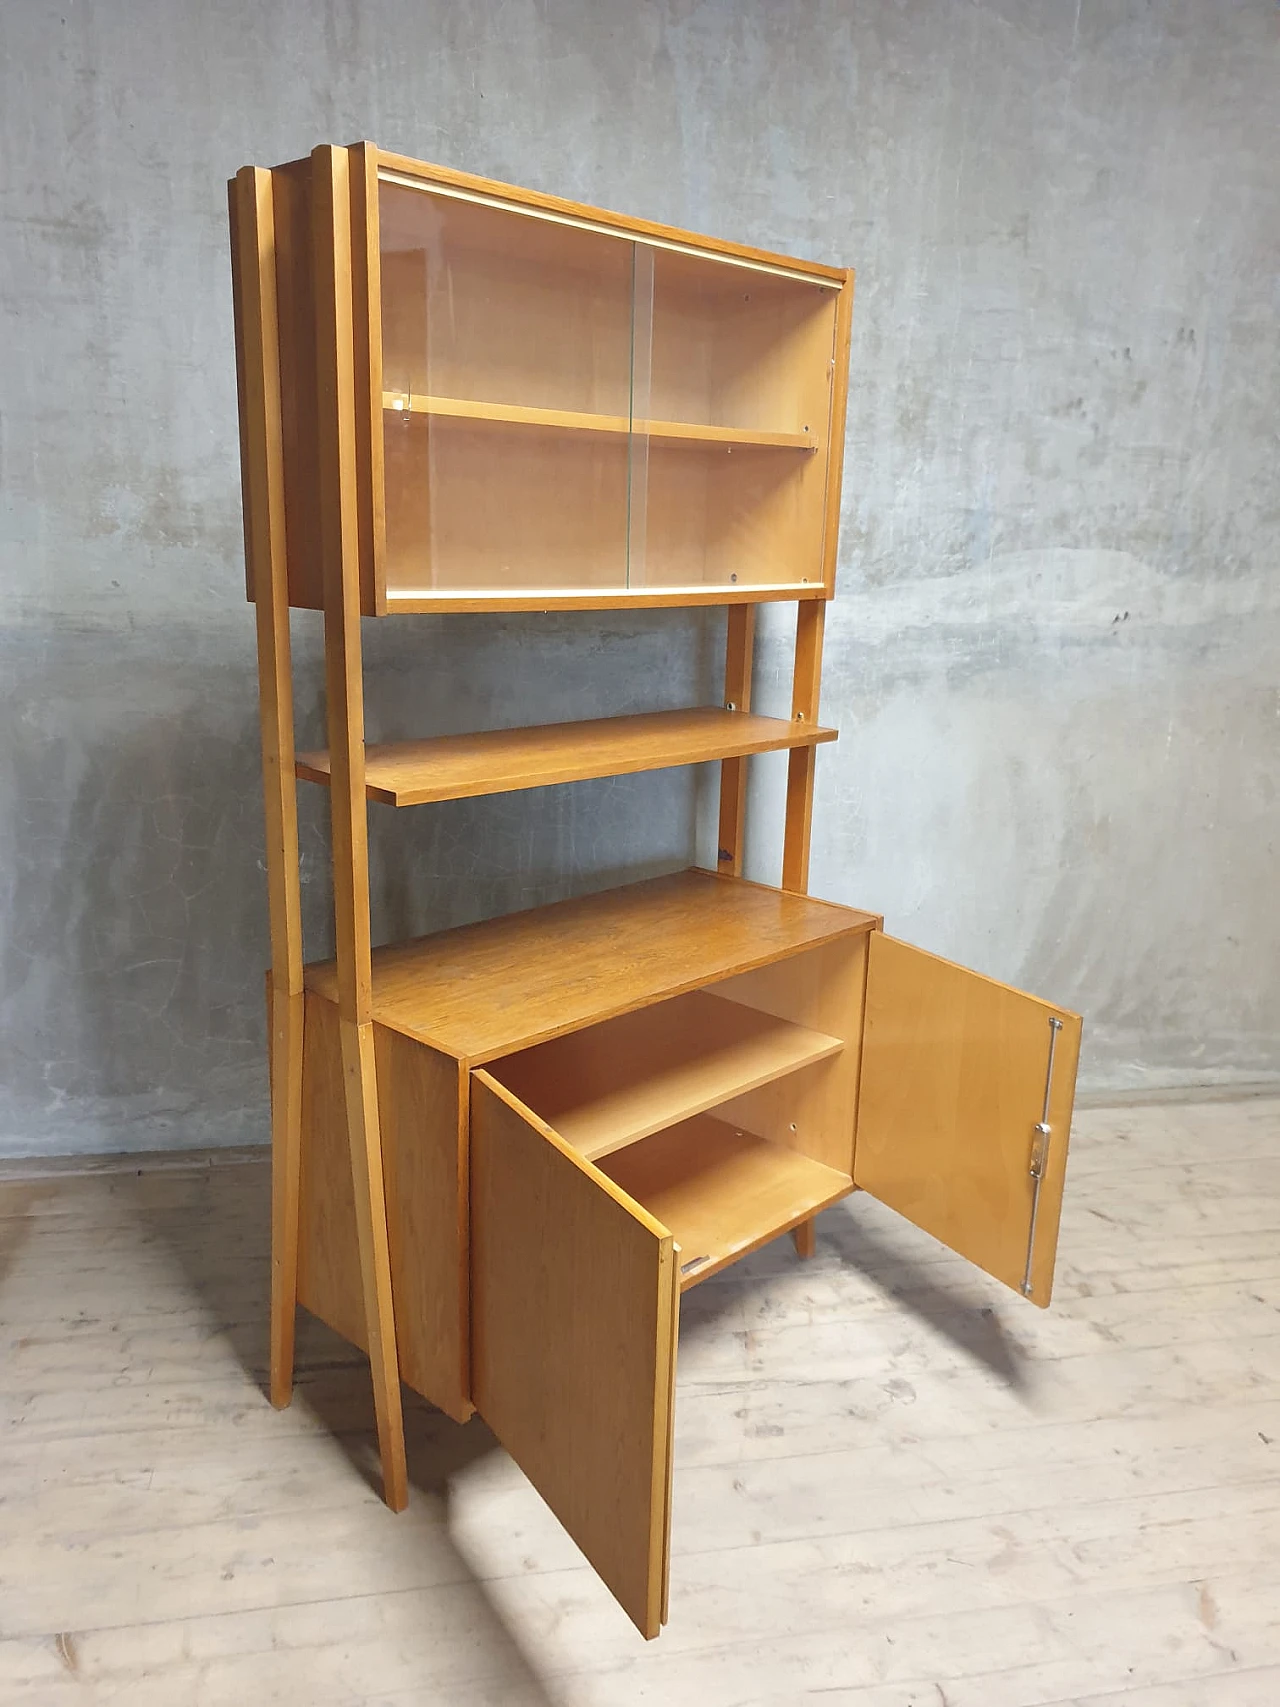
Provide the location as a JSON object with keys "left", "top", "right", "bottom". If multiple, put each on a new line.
{"left": 1, "top": 0, "right": 1276, "bottom": 1157}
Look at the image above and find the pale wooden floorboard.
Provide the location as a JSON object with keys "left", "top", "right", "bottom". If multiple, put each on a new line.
{"left": 1, "top": 1099, "right": 1279, "bottom": 1702}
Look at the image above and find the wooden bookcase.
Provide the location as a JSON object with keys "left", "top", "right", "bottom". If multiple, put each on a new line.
{"left": 229, "top": 143, "right": 1082, "bottom": 1640}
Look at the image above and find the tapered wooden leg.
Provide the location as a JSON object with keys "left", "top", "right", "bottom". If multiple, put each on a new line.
{"left": 781, "top": 746, "right": 818, "bottom": 892}
{"left": 792, "top": 1217, "right": 816, "bottom": 1260}
{"left": 717, "top": 605, "right": 756, "bottom": 877}
{"left": 268, "top": 982, "right": 305, "bottom": 1408}
{"left": 781, "top": 601, "right": 826, "bottom": 894}
{"left": 339, "top": 1015, "right": 408, "bottom": 1511}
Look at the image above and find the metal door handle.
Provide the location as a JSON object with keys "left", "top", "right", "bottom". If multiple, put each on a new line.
{"left": 1021, "top": 1016, "right": 1063, "bottom": 1298}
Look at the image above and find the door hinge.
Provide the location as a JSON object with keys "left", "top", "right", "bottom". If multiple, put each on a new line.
{"left": 1021, "top": 1015, "right": 1063, "bottom": 1298}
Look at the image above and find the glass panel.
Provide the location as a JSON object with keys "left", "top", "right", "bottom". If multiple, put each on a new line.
{"left": 379, "top": 178, "right": 635, "bottom": 596}
{"left": 637, "top": 248, "right": 841, "bottom": 591}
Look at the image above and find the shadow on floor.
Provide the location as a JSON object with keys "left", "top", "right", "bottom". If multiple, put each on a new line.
{"left": 677, "top": 1199, "right": 1034, "bottom": 1396}
{"left": 820, "top": 1209, "right": 1032, "bottom": 1393}
{"left": 150, "top": 1155, "right": 564, "bottom": 1706}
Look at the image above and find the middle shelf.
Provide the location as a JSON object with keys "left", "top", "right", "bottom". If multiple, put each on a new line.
{"left": 490, "top": 988, "right": 842, "bottom": 1163}
{"left": 296, "top": 705, "right": 838, "bottom": 807}
{"left": 383, "top": 392, "right": 818, "bottom": 452}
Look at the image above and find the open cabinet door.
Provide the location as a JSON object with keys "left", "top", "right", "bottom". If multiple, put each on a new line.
{"left": 855, "top": 933, "right": 1081, "bottom": 1306}
{"left": 470, "top": 1072, "right": 679, "bottom": 1638}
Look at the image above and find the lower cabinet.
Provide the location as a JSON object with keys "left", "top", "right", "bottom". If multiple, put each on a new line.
{"left": 293, "top": 874, "right": 1081, "bottom": 1638}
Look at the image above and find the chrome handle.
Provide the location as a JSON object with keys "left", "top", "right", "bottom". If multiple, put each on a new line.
{"left": 1021, "top": 1016, "right": 1063, "bottom": 1298}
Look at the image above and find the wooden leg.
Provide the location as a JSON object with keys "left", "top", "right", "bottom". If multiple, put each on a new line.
{"left": 781, "top": 746, "right": 817, "bottom": 893}
{"left": 717, "top": 605, "right": 756, "bottom": 877}
{"left": 269, "top": 983, "right": 305, "bottom": 1409}
{"left": 792, "top": 1217, "right": 816, "bottom": 1260}
{"left": 781, "top": 601, "right": 826, "bottom": 894}
{"left": 339, "top": 1015, "right": 408, "bottom": 1511}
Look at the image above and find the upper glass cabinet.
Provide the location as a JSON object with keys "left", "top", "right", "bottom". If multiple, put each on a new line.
{"left": 236, "top": 146, "right": 851, "bottom": 614}
{"left": 374, "top": 163, "right": 847, "bottom": 607}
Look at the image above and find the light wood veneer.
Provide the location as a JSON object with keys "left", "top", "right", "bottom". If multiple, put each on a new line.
{"left": 296, "top": 707, "right": 836, "bottom": 807}
{"left": 304, "top": 869, "right": 877, "bottom": 1064}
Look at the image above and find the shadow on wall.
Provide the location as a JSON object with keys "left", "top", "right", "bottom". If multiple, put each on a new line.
{"left": 0, "top": 609, "right": 720, "bottom": 1159}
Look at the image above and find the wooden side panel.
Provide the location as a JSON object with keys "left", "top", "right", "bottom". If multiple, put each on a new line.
{"left": 712, "top": 934, "right": 867, "bottom": 1173}
{"left": 855, "top": 933, "right": 1082, "bottom": 1307}
{"left": 349, "top": 140, "right": 385, "bottom": 615}
{"left": 314, "top": 142, "right": 407, "bottom": 1510}
{"left": 228, "top": 164, "right": 307, "bottom": 1401}
{"left": 296, "top": 993, "right": 472, "bottom": 1420}
{"left": 270, "top": 159, "right": 325, "bottom": 610}
{"left": 297, "top": 991, "right": 366, "bottom": 1351}
{"left": 470, "top": 1073, "right": 677, "bottom": 1640}
{"left": 376, "top": 1030, "right": 471, "bottom": 1420}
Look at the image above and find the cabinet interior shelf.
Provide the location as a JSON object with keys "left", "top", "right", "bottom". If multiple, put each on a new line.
{"left": 383, "top": 392, "right": 818, "bottom": 452}
{"left": 599, "top": 1114, "right": 854, "bottom": 1290}
{"left": 296, "top": 706, "right": 838, "bottom": 807}
{"left": 492, "top": 990, "right": 843, "bottom": 1163}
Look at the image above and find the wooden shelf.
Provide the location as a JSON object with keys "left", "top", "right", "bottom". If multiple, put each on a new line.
{"left": 383, "top": 392, "right": 817, "bottom": 452}
{"left": 303, "top": 869, "right": 878, "bottom": 1064}
{"left": 296, "top": 707, "right": 836, "bottom": 807}
{"left": 600, "top": 1114, "right": 853, "bottom": 1289}
{"left": 492, "top": 990, "right": 843, "bottom": 1163}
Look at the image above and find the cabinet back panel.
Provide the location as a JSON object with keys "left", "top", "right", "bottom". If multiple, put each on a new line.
{"left": 384, "top": 419, "right": 629, "bottom": 593}
{"left": 637, "top": 446, "right": 823, "bottom": 589}
{"left": 711, "top": 934, "right": 867, "bottom": 1172}
{"left": 647, "top": 250, "right": 837, "bottom": 435}
{"left": 486, "top": 989, "right": 843, "bottom": 1164}
{"left": 632, "top": 447, "right": 711, "bottom": 586}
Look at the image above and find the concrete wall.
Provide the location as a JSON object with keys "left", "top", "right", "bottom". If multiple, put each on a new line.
{"left": 1, "top": 0, "right": 1276, "bottom": 1157}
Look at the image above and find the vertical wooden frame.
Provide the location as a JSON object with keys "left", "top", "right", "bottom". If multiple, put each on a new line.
{"left": 781, "top": 264, "right": 847, "bottom": 888}
{"left": 312, "top": 143, "right": 408, "bottom": 1511}
{"left": 820, "top": 269, "right": 855, "bottom": 597}
{"left": 782, "top": 598, "right": 826, "bottom": 895}
{"left": 348, "top": 140, "right": 387, "bottom": 615}
{"left": 229, "top": 165, "right": 307, "bottom": 1407}
{"left": 715, "top": 604, "right": 756, "bottom": 875}
{"left": 781, "top": 595, "right": 828, "bottom": 1253}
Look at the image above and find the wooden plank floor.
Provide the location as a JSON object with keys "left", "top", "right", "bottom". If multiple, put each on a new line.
{"left": 2, "top": 1097, "right": 1279, "bottom": 1704}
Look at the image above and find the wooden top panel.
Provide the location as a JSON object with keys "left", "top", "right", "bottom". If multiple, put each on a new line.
{"left": 304, "top": 870, "right": 878, "bottom": 1063}
{"left": 296, "top": 707, "right": 837, "bottom": 807}
{"left": 372, "top": 146, "right": 848, "bottom": 286}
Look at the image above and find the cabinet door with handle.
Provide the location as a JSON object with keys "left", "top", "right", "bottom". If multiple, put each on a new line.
{"left": 469, "top": 1071, "right": 679, "bottom": 1638}
{"left": 854, "top": 932, "right": 1081, "bottom": 1306}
